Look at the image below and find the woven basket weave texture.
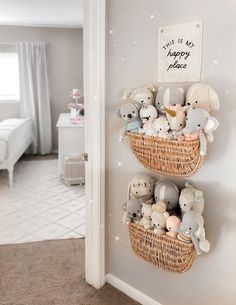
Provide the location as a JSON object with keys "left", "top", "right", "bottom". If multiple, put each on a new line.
{"left": 128, "top": 223, "right": 196, "bottom": 273}
{"left": 127, "top": 133, "right": 204, "bottom": 177}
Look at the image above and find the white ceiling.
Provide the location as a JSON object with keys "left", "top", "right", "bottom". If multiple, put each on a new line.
{"left": 0, "top": 0, "right": 83, "bottom": 28}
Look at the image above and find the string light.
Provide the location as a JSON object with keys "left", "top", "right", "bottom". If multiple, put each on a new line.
{"left": 109, "top": 29, "right": 114, "bottom": 34}
{"left": 213, "top": 59, "right": 219, "bottom": 64}
{"left": 121, "top": 57, "right": 125, "bottom": 61}
{"left": 117, "top": 161, "right": 122, "bottom": 166}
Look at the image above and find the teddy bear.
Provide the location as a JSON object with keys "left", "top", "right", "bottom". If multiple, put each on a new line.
{"left": 154, "top": 181, "right": 179, "bottom": 212}
{"left": 155, "top": 87, "right": 185, "bottom": 114}
{"left": 152, "top": 116, "right": 171, "bottom": 139}
{"left": 179, "top": 182, "right": 204, "bottom": 216}
{"left": 185, "top": 83, "right": 220, "bottom": 113}
{"left": 151, "top": 201, "right": 169, "bottom": 235}
{"left": 177, "top": 210, "right": 210, "bottom": 255}
{"left": 128, "top": 174, "right": 155, "bottom": 205}
{"left": 182, "top": 107, "right": 219, "bottom": 155}
{"left": 123, "top": 83, "right": 157, "bottom": 107}
{"left": 164, "top": 105, "right": 187, "bottom": 140}
{"left": 117, "top": 102, "right": 142, "bottom": 141}
{"left": 139, "top": 203, "right": 153, "bottom": 229}
{"left": 122, "top": 197, "right": 142, "bottom": 224}
{"left": 139, "top": 105, "right": 158, "bottom": 136}
{"left": 166, "top": 215, "right": 181, "bottom": 239}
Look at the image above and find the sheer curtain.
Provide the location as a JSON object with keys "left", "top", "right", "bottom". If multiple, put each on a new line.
{"left": 17, "top": 42, "right": 52, "bottom": 154}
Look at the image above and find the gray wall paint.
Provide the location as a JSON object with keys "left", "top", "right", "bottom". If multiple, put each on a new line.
{"left": 0, "top": 25, "right": 83, "bottom": 149}
{"left": 106, "top": 1, "right": 236, "bottom": 304}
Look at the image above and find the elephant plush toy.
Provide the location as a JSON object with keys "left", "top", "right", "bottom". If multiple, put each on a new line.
{"left": 117, "top": 102, "right": 142, "bottom": 141}
{"left": 177, "top": 210, "right": 210, "bottom": 255}
{"left": 179, "top": 182, "right": 204, "bottom": 216}
{"left": 183, "top": 107, "right": 219, "bottom": 155}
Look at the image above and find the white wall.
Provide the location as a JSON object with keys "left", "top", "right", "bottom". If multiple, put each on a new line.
{"left": 106, "top": 1, "right": 236, "bottom": 304}
{"left": 0, "top": 25, "right": 83, "bottom": 149}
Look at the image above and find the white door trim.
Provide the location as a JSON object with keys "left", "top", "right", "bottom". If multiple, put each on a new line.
{"left": 83, "top": 0, "right": 106, "bottom": 289}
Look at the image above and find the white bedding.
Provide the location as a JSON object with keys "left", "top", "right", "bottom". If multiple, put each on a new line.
{"left": 0, "top": 118, "right": 33, "bottom": 162}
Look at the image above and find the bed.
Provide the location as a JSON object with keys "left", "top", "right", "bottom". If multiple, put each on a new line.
{"left": 0, "top": 117, "right": 33, "bottom": 187}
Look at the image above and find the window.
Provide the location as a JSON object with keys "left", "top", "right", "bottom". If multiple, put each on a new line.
{"left": 0, "top": 50, "right": 20, "bottom": 102}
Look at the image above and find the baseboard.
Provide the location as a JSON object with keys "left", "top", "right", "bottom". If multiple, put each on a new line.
{"left": 105, "top": 274, "right": 162, "bottom": 305}
{"left": 51, "top": 149, "right": 58, "bottom": 154}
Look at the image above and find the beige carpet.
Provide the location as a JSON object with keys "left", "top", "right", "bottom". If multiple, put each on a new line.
{"left": 0, "top": 239, "right": 139, "bottom": 305}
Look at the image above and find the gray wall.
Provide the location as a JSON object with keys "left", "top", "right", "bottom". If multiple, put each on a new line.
{"left": 106, "top": 1, "right": 236, "bottom": 304}
{"left": 0, "top": 25, "right": 83, "bottom": 149}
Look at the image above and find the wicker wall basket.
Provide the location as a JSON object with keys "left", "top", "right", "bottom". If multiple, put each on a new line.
{"left": 127, "top": 133, "right": 205, "bottom": 177}
{"left": 128, "top": 223, "right": 197, "bottom": 273}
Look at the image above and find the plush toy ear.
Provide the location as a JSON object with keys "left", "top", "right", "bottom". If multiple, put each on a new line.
{"left": 208, "top": 87, "right": 220, "bottom": 111}
{"left": 122, "top": 89, "right": 133, "bottom": 99}
{"left": 116, "top": 108, "right": 122, "bottom": 118}
{"left": 163, "top": 88, "right": 170, "bottom": 105}
{"left": 164, "top": 212, "right": 169, "bottom": 220}
{"left": 134, "top": 102, "right": 141, "bottom": 110}
{"left": 173, "top": 184, "right": 179, "bottom": 194}
{"left": 204, "top": 117, "right": 219, "bottom": 133}
{"left": 179, "top": 88, "right": 184, "bottom": 94}
{"left": 145, "top": 83, "right": 157, "bottom": 93}
{"left": 194, "top": 190, "right": 203, "bottom": 204}
{"left": 185, "top": 182, "right": 193, "bottom": 188}
{"left": 122, "top": 202, "right": 127, "bottom": 211}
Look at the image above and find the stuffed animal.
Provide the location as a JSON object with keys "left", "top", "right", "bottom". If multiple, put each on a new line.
{"left": 151, "top": 201, "right": 169, "bottom": 235}
{"left": 179, "top": 182, "right": 204, "bottom": 215}
{"left": 164, "top": 105, "right": 187, "bottom": 140}
{"left": 139, "top": 203, "right": 153, "bottom": 229}
{"left": 139, "top": 105, "right": 158, "bottom": 136}
{"left": 122, "top": 197, "right": 142, "bottom": 224}
{"left": 123, "top": 83, "right": 157, "bottom": 107}
{"left": 152, "top": 116, "right": 171, "bottom": 139}
{"left": 128, "top": 174, "right": 155, "bottom": 205}
{"left": 155, "top": 87, "right": 185, "bottom": 114}
{"left": 185, "top": 83, "right": 220, "bottom": 113}
{"left": 177, "top": 210, "right": 210, "bottom": 255}
{"left": 166, "top": 215, "right": 181, "bottom": 239}
{"left": 154, "top": 181, "right": 179, "bottom": 212}
{"left": 183, "top": 107, "right": 219, "bottom": 155}
{"left": 117, "top": 102, "right": 142, "bottom": 141}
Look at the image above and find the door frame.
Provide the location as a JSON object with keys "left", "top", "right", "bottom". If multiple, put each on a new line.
{"left": 83, "top": 0, "right": 106, "bottom": 289}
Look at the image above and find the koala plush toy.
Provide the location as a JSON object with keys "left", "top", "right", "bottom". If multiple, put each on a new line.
{"left": 117, "top": 102, "right": 142, "bottom": 141}
{"left": 122, "top": 197, "right": 142, "bottom": 225}
{"left": 123, "top": 83, "right": 157, "bottom": 107}
{"left": 154, "top": 181, "right": 179, "bottom": 212}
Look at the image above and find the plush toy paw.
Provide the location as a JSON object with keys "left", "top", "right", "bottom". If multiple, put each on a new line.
{"left": 199, "top": 240, "right": 210, "bottom": 253}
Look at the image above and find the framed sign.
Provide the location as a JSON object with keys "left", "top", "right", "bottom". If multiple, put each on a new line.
{"left": 157, "top": 21, "right": 203, "bottom": 83}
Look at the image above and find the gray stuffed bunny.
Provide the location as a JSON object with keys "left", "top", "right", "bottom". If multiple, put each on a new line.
{"left": 122, "top": 197, "right": 142, "bottom": 225}
{"left": 183, "top": 107, "right": 219, "bottom": 155}
{"left": 155, "top": 87, "right": 185, "bottom": 114}
{"left": 177, "top": 210, "right": 210, "bottom": 255}
{"left": 117, "top": 102, "right": 142, "bottom": 141}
